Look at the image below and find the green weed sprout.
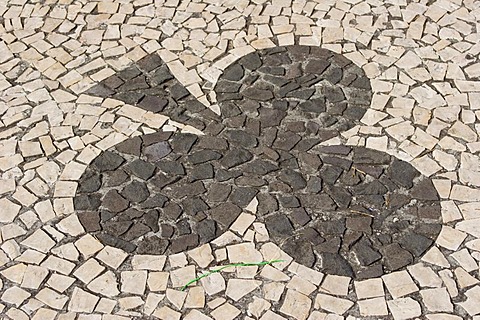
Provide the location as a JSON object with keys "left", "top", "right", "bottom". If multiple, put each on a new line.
{"left": 181, "top": 259, "right": 285, "bottom": 291}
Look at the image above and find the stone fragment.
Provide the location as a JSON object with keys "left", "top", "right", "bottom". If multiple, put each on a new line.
{"left": 226, "top": 279, "right": 261, "bottom": 301}
{"left": 420, "top": 287, "right": 453, "bottom": 312}
{"left": 382, "top": 270, "right": 419, "bottom": 299}
{"left": 314, "top": 293, "right": 354, "bottom": 315}
{"left": 387, "top": 298, "right": 422, "bottom": 320}
{"left": 280, "top": 289, "right": 312, "bottom": 320}
{"left": 68, "top": 288, "right": 100, "bottom": 313}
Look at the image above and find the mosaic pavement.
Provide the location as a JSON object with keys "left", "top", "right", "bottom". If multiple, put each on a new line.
{"left": 1, "top": 0, "right": 480, "bottom": 319}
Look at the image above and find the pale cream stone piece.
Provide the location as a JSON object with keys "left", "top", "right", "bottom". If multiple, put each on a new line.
{"left": 0, "top": 178, "right": 15, "bottom": 195}
{"left": 210, "top": 302, "right": 240, "bottom": 320}
{"left": 0, "top": 198, "right": 21, "bottom": 223}
{"left": 358, "top": 297, "right": 389, "bottom": 316}
{"left": 386, "top": 122, "right": 415, "bottom": 142}
{"left": 360, "top": 109, "right": 388, "bottom": 126}
{"left": 21, "top": 265, "right": 48, "bottom": 289}
{"left": 36, "top": 287, "right": 69, "bottom": 309}
{"left": 168, "top": 252, "right": 188, "bottom": 268}
{"left": 170, "top": 265, "right": 196, "bottom": 289}
{"left": 425, "top": 315, "right": 461, "bottom": 320}
{"left": 411, "top": 128, "right": 438, "bottom": 149}
{"left": 450, "top": 185, "right": 480, "bottom": 202}
{"left": 454, "top": 267, "right": 479, "bottom": 288}
{"left": 152, "top": 306, "right": 182, "bottom": 320}
{"left": 466, "top": 239, "right": 480, "bottom": 251}
{"left": 51, "top": 243, "right": 79, "bottom": 261}
{"left": 53, "top": 197, "right": 73, "bottom": 217}
{"left": 53, "top": 181, "right": 77, "bottom": 197}
{"left": 411, "top": 155, "right": 442, "bottom": 177}
{"left": 20, "top": 229, "right": 55, "bottom": 253}
{"left": 387, "top": 298, "right": 421, "bottom": 320}
{"left": 287, "top": 276, "right": 317, "bottom": 296}
{"left": 46, "top": 273, "right": 75, "bottom": 293}
{"left": 73, "top": 258, "right": 105, "bottom": 284}
{"left": 407, "top": 263, "right": 443, "bottom": 287}
{"left": 95, "top": 297, "right": 117, "bottom": 314}
{"left": 131, "top": 255, "right": 166, "bottom": 271}
{"left": 421, "top": 246, "right": 450, "bottom": 267}
{"left": 458, "top": 286, "right": 480, "bottom": 316}
{"left": 259, "top": 310, "right": 287, "bottom": 320}
{"left": 1, "top": 286, "right": 31, "bottom": 306}
{"left": 314, "top": 293, "right": 354, "bottom": 315}
{"left": 118, "top": 296, "right": 143, "bottom": 312}
{"left": 382, "top": 270, "right": 419, "bottom": 299}
{"left": 144, "top": 293, "right": 164, "bottom": 316}
{"left": 188, "top": 244, "right": 214, "bottom": 269}
{"left": 288, "top": 262, "right": 324, "bottom": 285}
{"left": 13, "top": 186, "right": 38, "bottom": 206}
{"left": 56, "top": 214, "right": 84, "bottom": 236}
{"left": 432, "top": 180, "right": 451, "bottom": 199}
{"left": 254, "top": 223, "right": 269, "bottom": 242}
{"left": 147, "top": 272, "right": 169, "bottom": 292}
{"left": 451, "top": 249, "right": 478, "bottom": 272}
{"left": 421, "top": 287, "right": 453, "bottom": 312}
{"left": 184, "top": 286, "right": 205, "bottom": 308}
{"left": 226, "top": 279, "right": 261, "bottom": 301}
{"left": 74, "top": 234, "right": 103, "bottom": 258}
{"left": 227, "top": 243, "right": 263, "bottom": 264}
{"left": 320, "top": 274, "right": 350, "bottom": 296}
{"left": 436, "top": 226, "right": 467, "bottom": 251}
{"left": 432, "top": 150, "right": 457, "bottom": 171}
{"left": 95, "top": 246, "right": 128, "bottom": 269}
{"left": 247, "top": 297, "right": 272, "bottom": 319}
{"left": 211, "top": 231, "right": 240, "bottom": 247}
{"left": 15, "top": 249, "right": 45, "bottom": 265}
{"left": 439, "top": 269, "right": 458, "bottom": 298}
{"left": 260, "top": 265, "right": 290, "bottom": 281}
{"left": 68, "top": 287, "right": 99, "bottom": 313}
{"left": 200, "top": 272, "right": 225, "bottom": 296}
{"left": 354, "top": 278, "right": 385, "bottom": 299}
{"left": 230, "top": 213, "right": 256, "bottom": 235}
{"left": 449, "top": 121, "right": 477, "bottom": 142}
{"left": 121, "top": 271, "right": 147, "bottom": 295}
{"left": 184, "top": 310, "right": 212, "bottom": 320}
{"left": 455, "top": 79, "right": 480, "bottom": 92}
{"left": 455, "top": 218, "right": 480, "bottom": 238}
{"left": 41, "top": 255, "right": 76, "bottom": 275}
{"left": 260, "top": 243, "right": 293, "bottom": 270}
{"left": 280, "top": 289, "right": 312, "bottom": 320}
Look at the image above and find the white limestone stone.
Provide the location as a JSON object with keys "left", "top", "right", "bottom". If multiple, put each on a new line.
{"left": 387, "top": 298, "right": 422, "bottom": 320}
{"left": 354, "top": 278, "right": 385, "bottom": 299}
{"left": 121, "top": 271, "right": 147, "bottom": 295}
{"left": 280, "top": 289, "right": 312, "bottom": 320}
{"left": 382, "top": 270, "right": 419, "bottom": 299}
{"left": 358, "top": 297, "right": 389, "bottom": 316}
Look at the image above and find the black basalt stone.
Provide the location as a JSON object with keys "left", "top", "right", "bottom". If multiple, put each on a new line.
{"left": 74, "top": 194, "right": 102, "bottom": 211}
{"left": 283, "top": 239, "right": 316, "bottom": 268}
{"left": 121, "top": 181, "right": 150, "bottom": 203}
{"left": 102, "top": 190, "right": 129, "bottom": 213}
{"left": 265, "top": 214, "right": 294, "bottom": 238}
{"left": 127, "top": 159, "right": 156, "bottom": 180}
{"left": 92, "top": 151, "right": 125, "bottom": 172}
{"left": 207, "top": 203, "right": 242, "bottom": 227}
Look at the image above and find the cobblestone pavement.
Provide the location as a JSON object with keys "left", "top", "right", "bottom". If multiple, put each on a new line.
{"left": 1, "top": 1, "right": 480, "bottom": 319}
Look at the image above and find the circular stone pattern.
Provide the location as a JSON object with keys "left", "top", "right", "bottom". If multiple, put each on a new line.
{"left": 75, "top": 45, "right": 441, "bottom": 279}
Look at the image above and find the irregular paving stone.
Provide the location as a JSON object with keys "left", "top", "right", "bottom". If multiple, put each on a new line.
{"left": 101, "top": 190, "right": 129, "bottom": 213}
{"left": 92, "top": 151, "right": 125, "bottom": 172}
